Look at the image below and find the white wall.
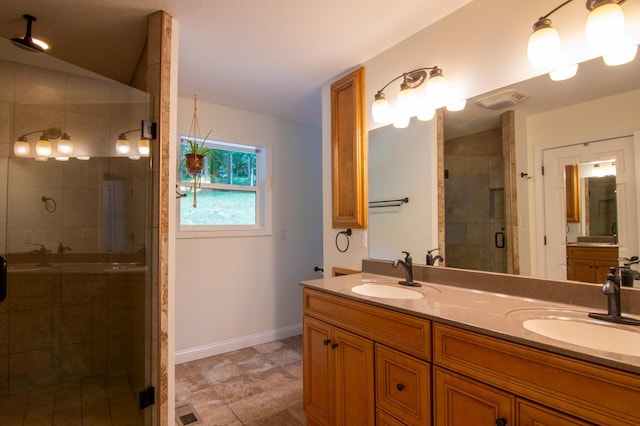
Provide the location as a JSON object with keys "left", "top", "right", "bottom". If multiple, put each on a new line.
{"left": 174, "top": 98, "right": 322, "bottom": 362}
{"left": 322, "top": 0, "right": 640, "bottom": 275}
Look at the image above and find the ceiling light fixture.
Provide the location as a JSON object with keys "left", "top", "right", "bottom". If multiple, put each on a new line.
{"left": 371, "top": 67, "right": 466, "bottom": 127}
{"left": 11, "top": 14, "right": 51, "bottom": 53}
{"left": 527, "top": 0, "right": 636, "bottom": 76}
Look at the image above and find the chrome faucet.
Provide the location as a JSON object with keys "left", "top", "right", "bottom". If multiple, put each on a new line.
{"left": 426, "top": 248, "right": 444, "bottom": 266}
{"left": 392, "top": 251, "right": 421, "bottom": 287}
{"left": 589, "top": 267, "right": 640, "bottom": 325}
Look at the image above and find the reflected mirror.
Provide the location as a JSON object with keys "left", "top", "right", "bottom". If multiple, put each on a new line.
{"left": 565, "top": 161, "right": 618, "bottom": 243}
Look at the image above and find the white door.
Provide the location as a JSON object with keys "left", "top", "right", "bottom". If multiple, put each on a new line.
{"left": 542, "top": 136, "right": 637, "bottom": 280}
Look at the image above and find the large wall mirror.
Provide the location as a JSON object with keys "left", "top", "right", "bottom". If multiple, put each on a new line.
{"left": 368, "top": 54, "right": 640, "bottom": 284}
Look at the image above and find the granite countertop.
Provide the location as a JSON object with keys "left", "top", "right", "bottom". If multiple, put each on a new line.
{"left": 300, "top": 272, "right": 640, "bottom": 375}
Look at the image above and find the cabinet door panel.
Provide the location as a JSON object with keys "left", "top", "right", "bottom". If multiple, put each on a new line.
{"left": 434, "top": 367, "right": 513, "bottom": 426}
{"left": 303, "top": 316, "right": 333, "bottom": 425}
{"left": 334, "top": 328, "right": 375, "bottom": 426}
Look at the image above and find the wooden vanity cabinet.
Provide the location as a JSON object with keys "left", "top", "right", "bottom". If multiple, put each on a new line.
{"left": 303, "top": 287, "right": 640, "bottom": 426}
{"left": 303, "top": 288, "right": 431, "bottom": 426}
{"left": 433, "top": 323, "right": 640, "bottom": 425}
{"left": 566, "top": 245, "right": 618, "bottom": 283}
{"left": 303, "top": 315, "right": 375, "bottom": 426}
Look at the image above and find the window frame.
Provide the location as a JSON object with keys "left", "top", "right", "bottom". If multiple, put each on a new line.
{"left": 176, "top": 137, "right": 272, "bottom": 238}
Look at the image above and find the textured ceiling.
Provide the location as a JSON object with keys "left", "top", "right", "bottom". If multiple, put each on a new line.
{"left": 0, "top": 0, "right": 473, "bottom": 128}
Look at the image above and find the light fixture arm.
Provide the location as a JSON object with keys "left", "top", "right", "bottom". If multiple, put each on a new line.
{"left": 374, "top": 67, "right": 438, "bottom": 96}
{"left": 19, "top": 128, "right": 62, "bottom": 140}
{"left": 535, "top": 0, "right": 626, "bottom": 22}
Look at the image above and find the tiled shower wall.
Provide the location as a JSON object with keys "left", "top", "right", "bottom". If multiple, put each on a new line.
{"left": 444, "top": 128, "right": 507, "bottom": 273}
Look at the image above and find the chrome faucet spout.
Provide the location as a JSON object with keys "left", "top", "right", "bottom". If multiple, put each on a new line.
{"left": 392, "top": 251, "right": 420, "bottom": 287}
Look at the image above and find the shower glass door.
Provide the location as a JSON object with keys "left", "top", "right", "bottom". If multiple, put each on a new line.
{"left": 0, "top": 38, "right": 154, "bottom": 424}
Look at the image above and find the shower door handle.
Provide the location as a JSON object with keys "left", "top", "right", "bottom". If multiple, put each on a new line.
{"left": 0, "top": 256, "right": 6, "bottom": 302}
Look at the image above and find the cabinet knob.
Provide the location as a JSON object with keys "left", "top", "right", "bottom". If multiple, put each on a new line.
{"left": 396, "top": 384, "right": 405, "bottom": 391}
{"left": 331, "top": 343, "right": 339, "bottom": 349}
{"left": 323, "top": 339, "right": 330, "bottom": 346}
{"left": 495, "top": 418, "right": 507, "bottom": 426}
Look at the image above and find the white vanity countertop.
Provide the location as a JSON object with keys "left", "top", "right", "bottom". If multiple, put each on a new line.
{"left": 300, "top": 272, "right": 640, "bottom": 374}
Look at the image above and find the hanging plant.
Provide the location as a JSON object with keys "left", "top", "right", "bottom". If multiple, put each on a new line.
{"left": 182, "top": 96, "right": 213, "bottom": 208}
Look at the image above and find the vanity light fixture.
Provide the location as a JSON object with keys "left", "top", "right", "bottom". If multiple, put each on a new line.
{"left": 14, "top": 128, "right": 66, "bottom": 158}
{"left": 371, "top": 67, "right": 466, "bottom": 126}
{"left": 527, "top": 0, "right": 636, "bottom": 75}
{"left": 11, "top": 14, "right": 51, "bottom": 53}
{"left": 116, "top": 121, "right": 156, "bottom": 157}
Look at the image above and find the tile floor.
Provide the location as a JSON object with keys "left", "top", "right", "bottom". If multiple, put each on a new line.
{"left": 0, "top": 373, "right": 143, "bottom": 425}
{"left": 175, "top": 335, "right": 305, "bottom": 426}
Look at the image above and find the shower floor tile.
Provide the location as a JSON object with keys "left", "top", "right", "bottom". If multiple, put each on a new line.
{"left": 0, "top": 373, "right": 142, "bottom": 425}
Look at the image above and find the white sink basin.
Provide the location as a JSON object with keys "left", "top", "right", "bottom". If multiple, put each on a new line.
{"left": 351, "top": 283, "right": 423, "bottom": 299}
{"left": 523, "top": 318, "right": 640, "bottom": 356}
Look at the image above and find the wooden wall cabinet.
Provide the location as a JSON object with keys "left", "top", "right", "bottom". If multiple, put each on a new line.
{"left": 566, "top": 245, "right": 618, "bottom": 283}
{"left": 331, "top": 67, "right": 367, "bottom": 229}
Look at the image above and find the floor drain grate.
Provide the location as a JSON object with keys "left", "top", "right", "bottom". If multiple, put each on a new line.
{"left": 175, "top": 402, "right": 202, "bottom": 425}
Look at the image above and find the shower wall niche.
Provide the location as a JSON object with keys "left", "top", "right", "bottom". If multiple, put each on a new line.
{"left": 0, "top": 43, "right": 152, "bottom": 406}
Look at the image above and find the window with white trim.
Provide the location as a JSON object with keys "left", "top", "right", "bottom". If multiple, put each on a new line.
{"left": 177, "top": 137, "right": 270, "bottom": 237}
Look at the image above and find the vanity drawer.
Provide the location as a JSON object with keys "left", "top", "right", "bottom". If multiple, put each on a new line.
{"left": 376, "top": 344, "right": 430, "bottom": 426}
{"left": 433, "top": 323, "right": 640, "bottom": 426}
{"left": 303, "top": 288, "right": 431, "bottom": 360}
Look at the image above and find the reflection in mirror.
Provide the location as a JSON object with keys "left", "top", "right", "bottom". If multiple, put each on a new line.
{"left": 566, "top": 160, "right": 618, "bottom": 243}
{"left": 368, "top": 54, "right": 640, "bottom": 279}
{"left": 368, "top": 119, "right": 436, "bottom": 263}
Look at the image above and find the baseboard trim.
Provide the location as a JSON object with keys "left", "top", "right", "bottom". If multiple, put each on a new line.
{"left": 175, "top": 323, "right": 302, "bottom": 364}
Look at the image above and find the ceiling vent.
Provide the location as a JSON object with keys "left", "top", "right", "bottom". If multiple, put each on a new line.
{"left": 475, "top": 89, "right": 528, "bottom": 110}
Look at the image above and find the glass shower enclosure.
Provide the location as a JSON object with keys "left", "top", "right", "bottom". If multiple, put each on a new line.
{"left": 0, "top": 38, "right": 154, "bottom": 424}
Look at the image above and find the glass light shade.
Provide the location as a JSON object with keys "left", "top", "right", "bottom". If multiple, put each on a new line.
{"left": 527, "top": 23, "right": 561, "bottom": 68}
{"left": 603, "top": 43, "right": 638, "bottom": 66}
{"left": 129, "top": 155, "right": 140, "bottom": 160}
{"left": 446, "top": 84, "right": 467, "bottom": 112}
{"left": 55, "top": 156, "right": 69, "bottom": 161}
{"left": 77, "top": 156, "right": 91, "bottom": 161}
{"left": 14, "top": 138, "right": 30, "bottom": 157}
{"left": 57, "top": 134, "right": 74, "bottom": 155}
{"left": 372, "top": 94, "right": 391, "bottom": 124}
{"left": 585, "top": 2, "right": 625, "bottom": 56}
{"left": 115, "top": 136, "right": 130, "bottom": 155}
{"left": 35, "top": 157, "right": 48, "bottom": 162}
{"left": 549, "top": 63, "right": 579, "bottom": 81}
{"left": 416, "top": 106, "right": 435, "bottom": 121}
{"left": 138, "top": 138, "right": 150, "bottom": 156}
{"left": 396, "top": 85, "right": 418, "bottom": 117}
{"left": 392, "top": 113, "right": 410, "bottom": 129}
{"left": 35, "top": 138, "right": 52, "bottom": 157}
{"left": 425, "top": 73, "right": 449, "bottom": 110}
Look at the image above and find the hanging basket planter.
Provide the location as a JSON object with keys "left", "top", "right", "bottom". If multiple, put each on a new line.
{"left": 185, "top": 153, "right": 205, "bottom": 175}
{"left": 182, "top": 95, "right": 214, "bottom": 208}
